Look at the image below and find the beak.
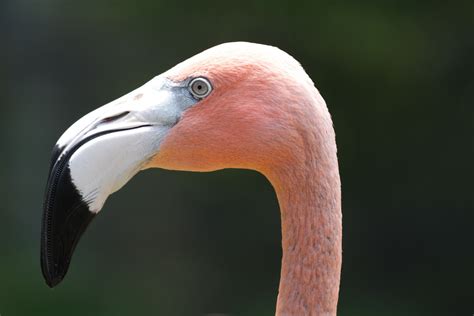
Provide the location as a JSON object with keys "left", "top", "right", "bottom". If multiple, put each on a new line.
{"left": 41, "top": 76, "right": 197, "bottom": 287}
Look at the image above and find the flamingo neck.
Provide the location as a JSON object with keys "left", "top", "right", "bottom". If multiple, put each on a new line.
{"left": 265, "top": 125, "right": 342, "bottom": 315}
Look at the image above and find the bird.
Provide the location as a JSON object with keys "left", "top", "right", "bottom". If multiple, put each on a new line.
{"left": 41, "top": 42, "right": 342, "bottom": 316}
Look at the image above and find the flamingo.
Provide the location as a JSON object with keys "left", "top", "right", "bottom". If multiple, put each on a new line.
{"left": 41, "top": 42, "right": 342, "bottom": 315}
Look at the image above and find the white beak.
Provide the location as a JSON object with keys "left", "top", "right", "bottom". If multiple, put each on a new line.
{"left": 41, "top": 75, "right": 199, "bottom": 287}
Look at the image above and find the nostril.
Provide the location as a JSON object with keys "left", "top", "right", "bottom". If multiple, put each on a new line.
{"left": 101, "top": 111, "right": 130, "bottom": 124}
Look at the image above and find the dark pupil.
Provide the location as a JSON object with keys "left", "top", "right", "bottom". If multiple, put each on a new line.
{"left": 194, "top": 81, "right": 206, "bottom": 94}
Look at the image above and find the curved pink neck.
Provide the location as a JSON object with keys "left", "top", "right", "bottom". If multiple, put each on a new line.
{"left": 264, "top": 115, "right": 342, "bottom": 315}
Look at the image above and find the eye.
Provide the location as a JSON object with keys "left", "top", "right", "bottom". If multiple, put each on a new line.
{"left": 189, "top": 77, "right": 212, "bottom": 99}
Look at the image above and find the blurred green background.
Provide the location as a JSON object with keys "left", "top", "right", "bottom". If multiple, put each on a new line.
{"left": 1, "top": 0, "right": 473, "bottom": 315}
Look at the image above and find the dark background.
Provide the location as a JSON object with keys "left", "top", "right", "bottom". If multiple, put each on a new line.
{"left": 1, "top": 0, "right": 473, "bottom": 315}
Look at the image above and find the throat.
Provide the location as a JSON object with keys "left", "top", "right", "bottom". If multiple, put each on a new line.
{"left": 265, "top": 147, "right": 342, "bottom": 315}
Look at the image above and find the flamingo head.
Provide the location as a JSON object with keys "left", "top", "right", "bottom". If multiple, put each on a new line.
{"left": 41, "top": 42, "right": 321, "bottom": 287}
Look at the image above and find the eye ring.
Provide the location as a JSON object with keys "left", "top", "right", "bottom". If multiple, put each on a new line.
{"left": 189, "top": 77, "right": 212, "bottom": 99}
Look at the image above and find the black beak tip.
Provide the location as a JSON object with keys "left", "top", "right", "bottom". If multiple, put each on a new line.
{"left": 44, "top": 272, "right": 64, "bottom": 288}
{"left": 41, "top": 251, "right": 69, "bottom": 288}
{"left": 42, "top": 159, "right": 96, "bottom": 288}
{"left": 45, "top": 278, "right": 58, "bottom": 288}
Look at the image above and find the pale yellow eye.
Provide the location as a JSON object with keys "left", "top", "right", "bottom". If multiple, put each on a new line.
{"left": 189, "top": 77, "right": 212, "bottom": 99}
